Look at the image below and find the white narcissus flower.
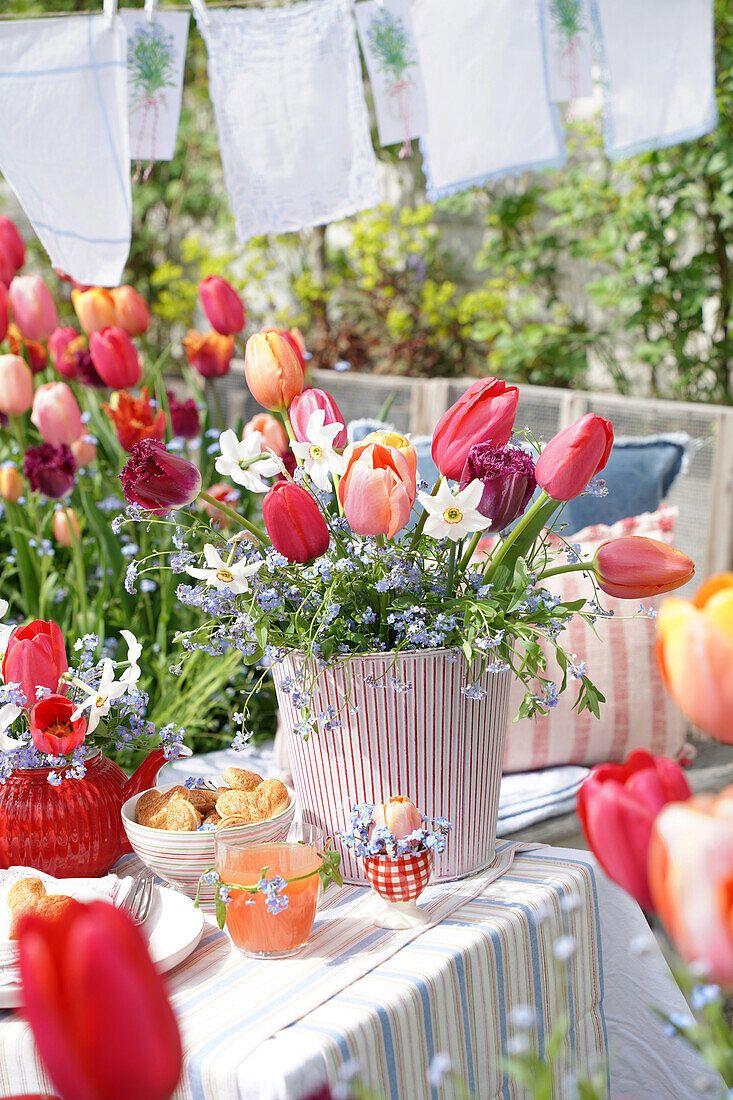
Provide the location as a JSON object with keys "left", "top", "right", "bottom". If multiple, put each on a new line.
{"left": 119, "top": 629, "right": 142, "bottom": 688}
{"left": 418, "top": 479, "right": 492, "bottom": 542}
{"left": 0, "top": 702, "right": 22, "bottom": 751}
{"left": 0, "top": 598, "right": 12, "bottom": 657}
{"left": 290, "top": 410, "right": 345, "bottom": 492}
{"left": 188, "top": 543, "right": 263, "bottom": 595}
{"left": 71, "top": 659, "right": 129, "bottom": 735}
{"left": 215, "top": 429, "right": 280, "bottom": 493}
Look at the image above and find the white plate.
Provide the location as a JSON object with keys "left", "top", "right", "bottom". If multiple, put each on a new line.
{"left": 0, "top": 882, "right": 205, "bottom": 1010}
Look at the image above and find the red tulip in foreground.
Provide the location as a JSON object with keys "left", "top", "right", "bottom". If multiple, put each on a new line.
{"left": 89, "top": 327, "right": 142, "bottom": 390}
{"left": 16, "top": 901, "right": 182, "bottom": 1100}
{"left": 0, "top": 215, "right": 25, "bottom": 287}
{"left": 120, "top": 439, "right": 202, "bottom": 514}
{"left": 2, "top": 619, "right": 68, "bottom": 705}
{"left": 9, "top": 275, "right": 57, "bottom": 342}
{"left": 592, "top": 536, "right": 695, "bottom": 599}
{"left": 244, "top": 331, "right": 304, "bottom": 411}
{"left": 198, "top": 275, "right": 245, "bottom": 336}
{"left": 29, "top": 693, "right": 86, "bottom": 755}
{"left": 576, "top": 749, "right": 691, "bottom": 911}
{"left": 431, "top": 378, "right": 520, "bottom": 482}
{"left": 649, "top": 788, "right": 733, "bottom": 986}
{"left": 23, "top": 443, "right": 76, "bottom": 500}
{"left": 459, "top": 443, "right": 536, "bottom": 531}
{"left": 262, "top": 481, "right": 330, "bottom": 563}
{"left": 535, "top": 413, "right": 614, "bottom": 501}
{"left": 290, "top": 388, "right": 347, "bottom": 450}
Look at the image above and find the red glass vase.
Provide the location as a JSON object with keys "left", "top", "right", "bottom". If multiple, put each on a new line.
{"left": 0, "top": 747, "right": 174, "bottom": 878}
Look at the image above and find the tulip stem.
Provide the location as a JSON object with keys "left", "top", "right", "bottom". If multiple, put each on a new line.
{"left": 199, "top": 491, "right": 270, "bottom": 545}
{"left": 66, "top": 505, "right": 89, "bottom": 630}
{"left": 537, "top": 560, "right": 591, "bottom": 581}
{"left": 446, "top": 542, "right": 458, "bottom": 598}
{"left": 483, "top": 490, "right": 553, "bottom": 581}
{"left": 457, "top": 531, "right": 483, "bottom": 573}
{"left": 409, "top": 476, "right": 443, "bottom": 550}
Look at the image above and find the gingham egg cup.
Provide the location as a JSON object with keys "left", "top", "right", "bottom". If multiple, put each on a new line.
{"left": 363, "top": 849, "right": 433, "bottom": 929}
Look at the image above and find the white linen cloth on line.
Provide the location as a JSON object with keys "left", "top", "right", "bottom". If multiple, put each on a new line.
{"left": 411, "top": 0, "right": 566, "bottom": 200}
{"left": 195, "top": 0, "right": 381, "bottom": 243}
{"left": 0, "top": 15, "right": 132, "bottom": 287}
{"left": 120, "top": 10, "right": 190, "bottom": 166}
{"left": 590, "top": 0, "right": 717, "bottom": 160}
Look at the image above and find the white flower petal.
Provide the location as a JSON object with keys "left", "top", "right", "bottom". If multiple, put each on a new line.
{"left": 218, "top": 429, "right": 240, "bottom": 462}
{"left": 305, "top": 409, "right": 326, "bottom": 440}
{"left": 456, "top": 479, "right": 485, "bottom": 512}
{"left": 0, "top": 599, "right": 7, "bottom": 620}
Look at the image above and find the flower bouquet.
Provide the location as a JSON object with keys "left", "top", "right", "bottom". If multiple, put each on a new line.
{"left": 0, "top": 606, "right": 186, "bottom": 877}
{"left": 120, "top": 332, "right": 694, "bottom": 882}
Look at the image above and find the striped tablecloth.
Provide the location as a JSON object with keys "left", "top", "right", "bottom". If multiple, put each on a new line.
{"left": 0, "top": 847, "right": 720, "bottom": 1100}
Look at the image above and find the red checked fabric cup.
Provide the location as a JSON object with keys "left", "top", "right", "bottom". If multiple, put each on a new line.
{"left": 364, "top": 850, "right": 433, "bottom": 902}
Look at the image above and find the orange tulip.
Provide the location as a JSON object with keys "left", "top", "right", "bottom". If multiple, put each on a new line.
{"left": 244, "top": 331, "right": 304, "bottom": 411}
{"left": 649, "top": 788, "right": 733, "bottom": 985}
{"left": 52, "top": 507, "right": 81, "bottom": 547}
{"left": 7, "top": 323, "right": 47, "bottom": 375}
{"left": 0, "top": 354, "right": 33, "bottom": 416}
{"left": 71, "top": 287, "right": 119, "bottom": 334}
{"left": 183, "top": 330, "right": 234, "bottom": 379}
{"left": 338, "top": 441, "right": 416, "bottom": 538}
{"left": 201, "top": 482, "right": 241, "bottom": 528}
{"left": 243, "top": 412, "right": 289, "bottom": 458}
{"left": 363, "top": 430, "right": 417, "bottom": 483}
{"left": 657, "top": 574, "right": 733, "bottom": 744}
{"left": 372, "top": 796, "right": 423, "bottom": 840}
{"left": 592, "top": 536, "right": 694, "bottom": 599}
{"left": 71, "top": 436, "right": 97, "bottom": 468}
{"left": 0, "top": 465, "right": 24, "bottom": 503}
{"left": 102, "top": 387, "right": 166, "bottom": 454}
{"left": 111, "top": 285, "right": 150, "bottom": 337}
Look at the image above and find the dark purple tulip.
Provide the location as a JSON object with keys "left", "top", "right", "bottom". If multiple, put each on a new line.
{"left": 460, "top": 444, "right": 536, "bottom": 532}
{"left": 23, "top": 443, "right": 76, "bottom": 499}
{"left": 120, "top": 439, "right": 202, "bottom": 515}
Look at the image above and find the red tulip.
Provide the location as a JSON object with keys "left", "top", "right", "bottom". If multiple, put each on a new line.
{"left": 0, "top": 354, "right": 34, "bottom": 416}
{"left": 0, "top": 282, "right": 8, "bottom": 343}
{"left": 338, "top": 441, "right": 416, "bottom": 538}
{"left": 0, "top": 216, "right": 25, "bottom": 287}
{"left": 23, "top": 443, "right": 76, "bottom": 500}
{"left": 167, "top": 392, "right": 201, "bottom": 440}
{"left": 102, "top": 387, "right": 166, "bottom": 453}
{"left": 459, "top": 444, "right": 536, "bottom": 531}
{"left": 290, "top": 388, "right": 347, "bottom": 450}
{"left": 2, "top": 619, "right": 68, "bottom": 707}
{"left": 89, "top": 327, "right": 142, "bottom": 389}
{"left": 16, "top": 900, "right": 182, "bottom": 1100}
{"left": 262, "top": 482, "right": 330, "bottom": 563}
{"left": 372, "top": 796, "right": 422, "bottom": 840}
{"left": 535, "top": 413, "right": 614, "bottom": 501}
{"left": 48, "top": 327, "right": 86, "bottom": 381}
{"left": 110, "top": 285, "right": 150, "bottom": 337}
{"left": 29, "top": 693, "right": 86, "bottom": 755}
{"left": 198, "top": 276, "right": 245, "bottom": 336}
{"left": 183, "top": 329, "right": 234, "bottom": 379}
{"left": 120, "top": 439, "right": 202, "bottom": 515}
{"left": 431, "top": 378, "right": 519, "bottom": 482}
{"left": 244, "top": 331, "right": 304, "bottom": 411}
{"left": 9, "top": 275, "right": 58, "bottom": 342}
{"left": 72, "top": 287, "right": 118, "bottom": 335}
{"left": 592, "top": 537, "right": 695, "bottom": 599}
{"left": 31, "top": 382, "right": 84, "bottom": 447}
{"left": 576, "top": 749, "right": 691, "bottom": 911}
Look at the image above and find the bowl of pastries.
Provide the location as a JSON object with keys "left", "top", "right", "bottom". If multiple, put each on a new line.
{"left": 121, "top": 768, "right": 296, "bottom": 905}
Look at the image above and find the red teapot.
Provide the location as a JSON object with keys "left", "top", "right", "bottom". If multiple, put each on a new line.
{"left": 0, "top": 746, "right": 191, "bottom": 878}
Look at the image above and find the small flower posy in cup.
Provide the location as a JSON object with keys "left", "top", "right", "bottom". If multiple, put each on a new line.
{"left": 341, "top": 797, "right": 450, "bottom": 929}
{"left": 196, "top": 822, "right": 342, "bottom": 958}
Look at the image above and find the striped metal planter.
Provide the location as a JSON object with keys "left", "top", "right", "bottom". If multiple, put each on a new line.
{"left": 273, "top": 649, "right": 511, "bottom": 884}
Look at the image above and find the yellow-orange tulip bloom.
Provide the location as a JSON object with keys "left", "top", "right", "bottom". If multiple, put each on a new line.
{"left": 363, "top": 430, "right": 418, "bottom": 484}
{"left": 657, "top": 574, "right": 733, "bottom": 743}
{"left": 0, "top": 466, "right": 24, "bottom": 503}
{"left": 649, "top": 787, "right": 733, "bottom": 985}
{"left": 53, "top": 507, "right": 81, "bottom": 546}
{"left": 244, "top": 331, "right": 304, "bottom": 412}
{"left": 338, "top": 441, "right": 416, "bottom": 539}
{"left": 71, "top": 287, "right": 119, "bottom": 334}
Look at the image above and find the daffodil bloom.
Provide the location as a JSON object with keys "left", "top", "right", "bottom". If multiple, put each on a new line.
{"left": 290, "top": 410, "right": 345, "bottom": 491}
{"left": 215, "top": 429, "right": 280, "bottom": 493}
{"left": 188, "top": 543, "right": 263, "bottom": 595}
{"left": 70, "top": 659, "right": 129, "bottom": 735}
{"left": 418, "top": 479, "right": 491, "bottom": 542}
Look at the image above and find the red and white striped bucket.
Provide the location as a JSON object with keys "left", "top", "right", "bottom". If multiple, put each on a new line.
{"left": 273, "top": 648, "right": 511, "bottom": 884}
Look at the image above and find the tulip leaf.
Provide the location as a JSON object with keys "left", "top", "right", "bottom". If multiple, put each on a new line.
{"left": 215, "top": 895, "right": 228, "bottom": 930}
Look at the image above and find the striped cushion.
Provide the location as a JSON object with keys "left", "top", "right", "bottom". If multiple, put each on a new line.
{"left": 503, "top": 505, "right": 687, "bottom": 773}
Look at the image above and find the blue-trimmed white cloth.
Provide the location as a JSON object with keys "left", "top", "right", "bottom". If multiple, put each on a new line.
{"left": 0, "top": 15, "right": 131, "bottom": 287}
{"left": 590, "top": 0, "right": 717, "bottom": 161}
{"left": 195, "top": 0, "right": 381, "bottom": 243}
{"left": 412, "top": 0, "right": 566, "bottom": 201}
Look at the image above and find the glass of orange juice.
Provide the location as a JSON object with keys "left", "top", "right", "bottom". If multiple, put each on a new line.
{"left": 215, "top": 823, "right": 325, "bottom": 958}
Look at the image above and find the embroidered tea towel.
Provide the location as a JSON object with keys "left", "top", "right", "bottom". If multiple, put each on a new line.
{"left": 0, "top": 15, "right": 131, "bottom": 287}
{"left": 412, "top": 0, "right": 565, "bottom": 200}
{"left": 120, "top": 10, "right": 189, "bottom": 169}
{"left": 195, "top": 0, "right": 381, "bottom": 242}
{"left": 543, "top": 0, "right": 594, "bottom": 103}
{"left": 355, "top": 0, "right": 428, "bottom": 155}
{"left": 591, "top": 0, "right": 717, "bottom": 160}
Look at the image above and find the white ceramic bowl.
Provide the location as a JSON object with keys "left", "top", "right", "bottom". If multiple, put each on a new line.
{"left": 121, "top": 779, "right": 297, "bottom": 906}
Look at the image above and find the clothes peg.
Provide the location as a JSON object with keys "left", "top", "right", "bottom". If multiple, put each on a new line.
{"left": 103, "top": 0, "right": 119, "bottom": 24}
{"left": 190, "top": 0, "right": 211, "bottom": 28}
{"left": 145, "top": 0, "right": 158, "bottom": 25}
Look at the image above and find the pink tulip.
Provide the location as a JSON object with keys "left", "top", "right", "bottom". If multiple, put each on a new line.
{"left": 338, "top": 442, "right": 416, "bottom": 538}
{"left": 9, "top": 275, "right": 58, "bottom": 342}
{"left": 262, "top": 482, "right": 330, "bottom": 564}
{"left": 2, "top": 619, "right": 68, "bottom": 706}
{"left": 120, "top": 439, "right": 202, "bottom": 515}
{"left": 71, "top": 437, "right": 97, "bottom": 468}
{"left": 0, "top": 217, "right": 25, "bottom": 287}
{"left": 89, "top": 327, "right": 142, "bottom": 389}
{"left": 576, "top": 749, "right": 691, "bottom": 911}
{"left": 49, "top": 327, "right": 85, "bottom": 380}
{"left": 372, "top": 796, "right": 423, "bottom": 840}
{"left": 431, "top": 379, "right": 519, "bottom": 482}
{"left": 649, "top": 788, "right": 733, "bottom": 985}
{"left": 110, "top": 285, "right": 150, "bottom": 337}
{"left": 0, "top": 282, "right": 8, "bottom": 343}
{"left": 0, "top": 354, "right": 34, "bottom": 416}
{"left": 592, "top": 536, "right": 695, "bottom": 599}
{"left": 31, "top": 382, "right": 84, "bottom": 447}
{"left": 198, "top": 276, "right": 246, "bottom": 336}
{"left": 535, "top": 413, "right": 614, "bottom": 501}
{"left": 290, "top": 388, "right": 347, "bottom": 450}
{"left": 16, "top": 900, "right": 182, "bottom": 1100}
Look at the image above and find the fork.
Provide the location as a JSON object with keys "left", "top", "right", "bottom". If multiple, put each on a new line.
{"left": 119, "top": 870, "right": 155, "bottom": 927}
